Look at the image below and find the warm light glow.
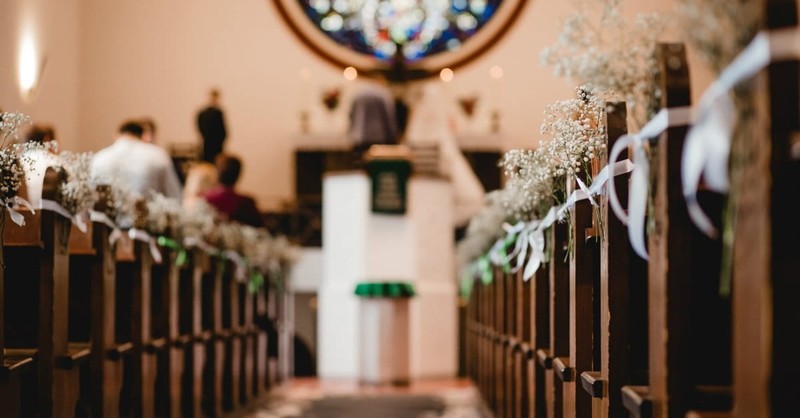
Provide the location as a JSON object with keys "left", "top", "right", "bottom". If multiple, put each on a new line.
{"left": 440, "top": 68, "right": 454, "bottom": 82}
{"left": 19, "top": 34, "right": 39, "bottom": 96}
{"left": 489, "top": 65, "right": 504, "bottom": 80}
{"left": 343, "top": 66, "right": 358, "bottom": 81}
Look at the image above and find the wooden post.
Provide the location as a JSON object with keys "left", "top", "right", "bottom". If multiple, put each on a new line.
{"left": 533, "top": 260, "right": 550, "bottom": 418}
{"left": 730, "top": 1, "right": 800, "bottom": 416}
{"left": 562, "top": 169, "right": 598, "bottom": 418}
{"left": 548, "top": 221, "right": 570, "bottom": 418}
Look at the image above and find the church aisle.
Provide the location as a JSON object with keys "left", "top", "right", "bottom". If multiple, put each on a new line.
{"left": 234, "top": 378, "right": 491, "bottom": 418}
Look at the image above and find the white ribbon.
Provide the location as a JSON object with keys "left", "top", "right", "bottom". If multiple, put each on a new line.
{"left": 4, "top": 196, "right": 35, "bottom": 226}
{"left": 504, "top": 159, "right": 636, "bottom": 279}
{"left": 607, "top": 107, "right": 693, "bottom": 259}
{"left": 683, "top": 28, "right": 800, "bottom": 237}
{"left": 128, "top": 228, "right": 163, "bottom": 264}
{"left": 223, "top": 249, "right": 248, "bottom": 282}
{"left": 183, "top": 236, "right": 220, "bottom": 255}
{"left": 89, "top": 210, "right": 124, "bottom": 245}
{"left": 40, "top": 199, "right": 88, "bottom": 233}
{"left": 522, "top": 223, "right": 545, "bottom": 281}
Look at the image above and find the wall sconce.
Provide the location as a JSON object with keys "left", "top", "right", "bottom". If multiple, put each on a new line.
{"left": 18, "top": 35, "right": 47, "bottom": 103}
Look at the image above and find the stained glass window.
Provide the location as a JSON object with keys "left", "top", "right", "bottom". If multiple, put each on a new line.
{"left": 300, "top": 0, "right": 504, "bottom": 62}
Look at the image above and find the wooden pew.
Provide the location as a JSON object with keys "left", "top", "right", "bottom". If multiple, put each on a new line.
{"left": 619, "top": 43, "right": 731, "bottom": 418}
{"left": 532, "top": 260, "right": 550, "bottom": 418}
{"left": 578, "top": 102, "right": 650, "bottom": 418}
{"left": 119, "top": 234, "right": 160, "bottom": 418}
{"left": 546, "top": 221, "right": 570, "bottom": 418}
{"left": 202, "top": 256, "right": 226, "bottom": 417}
{"left": 179, "top": 250, "right": 208, "bottom": 418}
{"left": 728, "top": 1, "right": 800, "bottom": 416}
{"left": 222, "top": 260, "right": 242, "bottom": 411}
{"left": 68, "top": 212, "right": 134, "bottom": 418}
{"left": 252, "top": 274, "right": 269, "bottom": 397}
{"left": 0, "top": 168, "right": 79, "bottom": 418}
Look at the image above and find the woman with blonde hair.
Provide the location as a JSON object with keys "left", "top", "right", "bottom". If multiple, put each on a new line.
{"left": 183, "top": 162, "right": 218, "bottom": 209}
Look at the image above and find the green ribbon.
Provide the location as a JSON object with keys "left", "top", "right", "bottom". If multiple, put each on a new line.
{"left": 459, "top": 271, "right": 476, "bottom": 300}
{"left": 478, "top": 255, "right": 492, "bottom": 285}
{"left": 248, "top": 271, "right": 265, "bottom": 294}
{"left": 158, "top": 236, "right": 188, "bottom": 267}
{"left": 499, "top": 232, "right": 517, "bottom": 274}
{"left": 354, "top": 282, "right": 416, "bottom": 298}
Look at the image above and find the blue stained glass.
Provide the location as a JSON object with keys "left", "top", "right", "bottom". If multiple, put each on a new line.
{"left": 298, "top": 0, "right": 504, "bottom": 62}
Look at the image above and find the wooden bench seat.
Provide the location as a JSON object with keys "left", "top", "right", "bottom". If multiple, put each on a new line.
{"left": 1, "top": 349, "right": 37, "bottom": 380}
{"left": 55, "top": 342, "right": 91, "bottom": 369}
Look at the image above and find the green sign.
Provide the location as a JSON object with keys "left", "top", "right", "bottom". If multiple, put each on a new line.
{"left": 367, "top": 159, "right": 411, "bottom": 215}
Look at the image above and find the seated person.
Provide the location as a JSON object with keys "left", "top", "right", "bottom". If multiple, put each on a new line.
{"left": 91, "top": 120, "right": 182, "bottom": 200}
{"left": 203, "top": 154, "right": 263, "bottom": 227}
{"left": 183, "top": 162, "right": 218, "bottom": 210}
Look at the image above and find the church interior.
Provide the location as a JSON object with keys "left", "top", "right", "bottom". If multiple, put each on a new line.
{"left": 0, "top": 0, "right": 798, "bottom": 417}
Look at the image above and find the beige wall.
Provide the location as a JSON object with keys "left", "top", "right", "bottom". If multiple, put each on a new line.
{"left": 0, "top": 0, "right": 80, "bottom": 150}
{"left": 1, "top": 0, "right": 714, "bottom": 209}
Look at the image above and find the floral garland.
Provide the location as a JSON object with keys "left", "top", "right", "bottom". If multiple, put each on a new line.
{"left": 541, "top": 0, "right": 665, "bottom": 127}
{"left": 0, "top": 112, "right": 298, "bottom": 292}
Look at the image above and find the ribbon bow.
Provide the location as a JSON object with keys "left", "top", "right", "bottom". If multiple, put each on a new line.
{"left": 4, "top": 196, "right": 35, "bottom": 226}
{"left": 683, "top": 28, "right": 800, "bottom": 237}
{"left": 608, "top": 107, "right": 693, "bottom": 260}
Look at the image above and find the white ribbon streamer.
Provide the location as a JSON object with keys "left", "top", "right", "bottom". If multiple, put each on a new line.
{"left": 40, "top": 199, "right": 88, "bottom": 233}
{"left": 4, "top": 196, "right": 35, "bottom": 226}
{"left": 223, "top": 249, "right": 248, "bottom": 282}
{"left": 607, "top": 107, "right": 693, "bottom": 259}
{"left": 183, "top": 236, "right": 220, "bottom": 255}
{"left": 683, "top": 28, "right": 800, "bottom": 237}
{"left": 128, "top": 228, "right": 163, "bottom": 264}
{"left": 89, "top": 210, "right": 124, "bottom": 245}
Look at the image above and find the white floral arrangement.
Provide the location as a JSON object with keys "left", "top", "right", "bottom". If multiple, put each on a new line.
{"left": 540, "top": 0, "right": 665, "bottom": 127}
{"left": 56, "top": 150, "right": 96, "bottom": 215}
{"left": 677, "top": 0, "right": 761, "bottom": 74}
{"left": 0, "top": 113, "right": 31, "bottom": 205}
{"left": 456, "top": 190, "right": 509, "bottom": 270}
{"left": 500, "top": 86, "right": 606, "bottom": 220}
{"left": 141, "top": 193, "right": 184, "bottom": 236}
{"left": 178, "top": 200, "right": 217, "bottom": 244}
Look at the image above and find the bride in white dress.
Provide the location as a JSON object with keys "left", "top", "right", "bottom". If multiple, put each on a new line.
{"left": 404, "top": 82, "right": 485, "bottom": 227}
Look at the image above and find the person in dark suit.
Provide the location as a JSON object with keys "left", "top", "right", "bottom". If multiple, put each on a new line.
{"left": 203, "top": 154, "right": 263, "bottom": 227}
{"left": 197, "top": 89, "right": 227, "bottom": 162}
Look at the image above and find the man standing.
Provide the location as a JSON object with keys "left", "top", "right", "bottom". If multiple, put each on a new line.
{"left": 197, "top": 88, "right": 227, "bottom": 163}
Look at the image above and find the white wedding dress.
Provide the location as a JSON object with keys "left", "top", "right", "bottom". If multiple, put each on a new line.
{"left": 404, "top": 83, "right": 485, "bottom": 226}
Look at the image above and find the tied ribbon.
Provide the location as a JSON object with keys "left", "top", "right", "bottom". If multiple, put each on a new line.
{"left": 608, "top": 107, "right": 693, "bottom": 260}
{"left": 496, "top": 159, "right": 637, "bottom": 280}
{"left": 41, "top": 199, "right": 88, "bottom": 233}
{"left": 4, "top": 196, "right": 35, "bottom": 226}
{"left": 89, "top": 210, "right": 123, "bottom": 245}
{"left": 478, "top": 255, "right": 492, "bottom": 285}
{"left": 222, "top": 250, "right": 248, "bottom": 282}
{"left": 683, "top": 28, "right": 800, "bottom": 237}
{"left": 488, "top": 224, "right": 519, "bottom": 273}
{"left": 248, "top": 271, "right": 265, "bottom": 294}
{"left": 128, "top": 228, "right": 163, "bottom": 264}
{"left": 158, "top": 236, "right": 188, "bottom": 267}
{"left": 183, "top": 236, "right": 221, "bottom": 257}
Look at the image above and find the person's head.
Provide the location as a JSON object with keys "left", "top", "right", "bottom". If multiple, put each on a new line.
{"left": 215, "top": 154, "right": 241, "bottom": 187}
{"left": 140, "top": 117, "right": 157, "bottom": 143}
{"left": 209, "top": 89, "right": 220, "bottom": 105}
{"left": 183, "top": 162, "right": 218, "bottom": 208}
{"left": 118, "top": 120, "right": 145, "bottom": 139}
{"left": 25, "top": 124, "right": 57, "bottom": 144}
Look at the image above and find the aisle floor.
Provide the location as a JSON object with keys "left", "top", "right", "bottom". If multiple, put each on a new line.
{"left": 238, "top": 378, "right": 491, "bottom": 418}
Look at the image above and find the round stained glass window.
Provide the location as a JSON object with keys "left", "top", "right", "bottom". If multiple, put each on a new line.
{"left": 273, "top": 0, "right": 527, "bottom": 79}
